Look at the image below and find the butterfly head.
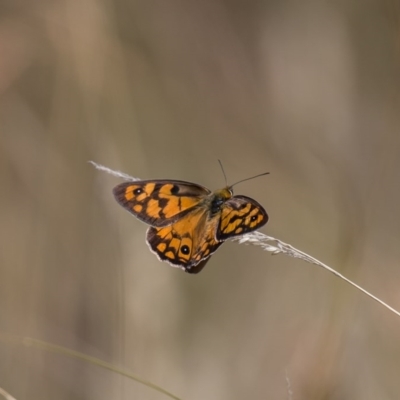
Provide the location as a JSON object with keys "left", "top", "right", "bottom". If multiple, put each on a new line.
{"left": 209, "top": 168, "right": 269, "bottom": 216}
{"left": 216, "top": 187, "right": 234, "bottom": 198}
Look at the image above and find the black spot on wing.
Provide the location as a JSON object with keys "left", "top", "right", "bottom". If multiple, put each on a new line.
{"left": 171, "top": 185, "right": 180, "bottom": 195}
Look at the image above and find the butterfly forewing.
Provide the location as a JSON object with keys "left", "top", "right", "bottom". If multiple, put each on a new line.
{"left": 217, "top": 195, "right": 268, "bottom": 241}
{"left": 113, "top": 180, "right": 210, "bottom": 227}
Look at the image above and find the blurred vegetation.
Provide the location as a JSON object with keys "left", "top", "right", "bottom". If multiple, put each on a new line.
{"left": 1, "top": 0, "right": 400, "bottom": 399}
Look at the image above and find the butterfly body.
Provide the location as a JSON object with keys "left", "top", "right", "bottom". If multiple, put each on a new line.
{"left": 113, "top": 179, "right": 268, "bottom": 273}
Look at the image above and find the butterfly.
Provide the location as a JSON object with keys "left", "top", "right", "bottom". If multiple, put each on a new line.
{"left": 113, "top": 172, "right": 268, "bottom": 274}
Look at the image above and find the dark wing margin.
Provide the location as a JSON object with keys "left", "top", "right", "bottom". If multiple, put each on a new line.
{"left": 113, "top": 179, "right": 210, "bottom": 227}
{"left": 217, "top": 195, "right": 268, "bottom": 241}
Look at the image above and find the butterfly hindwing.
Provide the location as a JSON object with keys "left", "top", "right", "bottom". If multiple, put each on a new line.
{"left": 113, "top": 180, "right": 210, "bottom": 227}
{"left": 146, "top": 208, "right": 222, "bottom": 272}
{"left": 217, "top": 195, "right": 268, "bottom": 241}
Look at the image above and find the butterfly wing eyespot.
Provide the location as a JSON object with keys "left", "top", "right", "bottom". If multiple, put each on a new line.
{"left": 217, "top": 195, "right": 268, "bottom": 241}
{"left": 113, "top": 180, "right": 210, "bottom": 227}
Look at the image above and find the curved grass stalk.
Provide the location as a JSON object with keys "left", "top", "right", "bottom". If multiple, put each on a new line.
{"left": 0, "top": 334, "right": 182, "bottom": 400}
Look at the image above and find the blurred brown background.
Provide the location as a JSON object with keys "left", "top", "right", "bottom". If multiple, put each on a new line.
{"left": 1, "top": 0, "right": 400, "bottom": 399}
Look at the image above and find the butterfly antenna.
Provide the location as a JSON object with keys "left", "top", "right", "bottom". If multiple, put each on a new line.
{"left": 218, "top": 159, "right": 229, "bottom": 187}
{"left": 230, "top": 172, "right": 270, "bottom": 188}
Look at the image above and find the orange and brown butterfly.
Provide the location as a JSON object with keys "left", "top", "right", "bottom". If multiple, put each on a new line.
{"left": 113, "top": 168, "right": 268, "bottom": 274}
